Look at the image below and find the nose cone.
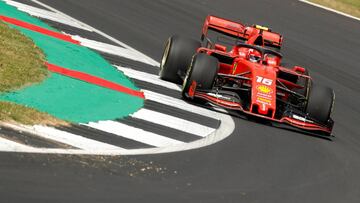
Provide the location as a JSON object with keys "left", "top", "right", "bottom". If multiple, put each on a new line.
{"left": 251, "top": 67, "right": 276, "bottom": 117}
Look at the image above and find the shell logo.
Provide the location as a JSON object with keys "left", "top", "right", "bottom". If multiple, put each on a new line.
{"left": 257, "top": 85, "right": 272, "bottom": 94}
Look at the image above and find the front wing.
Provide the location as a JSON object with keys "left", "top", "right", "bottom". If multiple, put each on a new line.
{"left": 188, "top": 88, "right": 333, "bottom": 136}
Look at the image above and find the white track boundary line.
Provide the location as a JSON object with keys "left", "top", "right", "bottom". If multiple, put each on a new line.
{"left": 27, "top": 0, "right": 159, "bottom": 66}
{"left": 71, "top": 35, "right": 153, "bottom": 65}
{"left": 0, "top": 136, "right": 35, "bottom": 151}
{"left": 4, "top": 0, "right": 158, "bottom": 65}
{"left": 299, "top": 0, "right": 360, "bottom": 22}
{"left": 3, "top": 0, "right": 93, "bottom": 31}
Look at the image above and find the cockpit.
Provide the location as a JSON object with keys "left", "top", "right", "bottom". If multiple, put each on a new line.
{"left": 234, "top": 43, "right": 282, "bottom": 66}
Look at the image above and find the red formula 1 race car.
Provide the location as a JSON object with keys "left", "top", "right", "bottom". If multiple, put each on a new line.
{"left": 159, "top": 15, "right": 335, "bottom": 136}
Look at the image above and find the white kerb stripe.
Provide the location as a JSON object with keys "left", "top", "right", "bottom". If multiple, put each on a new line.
{"left": 85, "top": 120, "right": 184, "bottom": 147}
{"left": 131, "top": 109, "right": 214, "bottom": 137}
{"left": 143, "top": 90, "right": 219, "bottom": 119}
{"left": 3, "top": 0, "right": 93, "bottom": 31}
{"left": 116, "top": 66, "right": 182, "bottom": 91}
{"left": 32, "top": 125, "right": 124, "bottom": 151}
{"left": 0, "top": 137, "right": 35, "bottom": 151}
{"left": 30, "top": 0, "right": 160, "bottom": 67}
{"left": 71, "top": 35, "right": 154, "bottom": 66}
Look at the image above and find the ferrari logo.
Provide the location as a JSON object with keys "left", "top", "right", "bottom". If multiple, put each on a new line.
{"left": 232, "top": 63, "right": 238, "bottom": 75}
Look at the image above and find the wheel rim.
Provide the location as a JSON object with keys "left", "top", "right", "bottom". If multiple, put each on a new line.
{"left": 182, "top": 55, "right": 196, "bottom": 91}
{"left": 161, "top": 39, "right": 171, "bottom": 69}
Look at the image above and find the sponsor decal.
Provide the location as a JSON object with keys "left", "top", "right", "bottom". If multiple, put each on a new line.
{"left": 207, "top": 93, "right": 232, "bottom": 101}
{"left": 257, "top": 85, "right": 273, "bottom": 94}
{"left": 255, "top": 25, "right": 269, "bottom": 31}
{"left": 293, "top": 114, "right": 306, "bottom": 122}
{"left": 292, "top": 114, "right": 313, "bottom": 123}
{"left": 257, "top": 97, "right": 271, "bottom": 104}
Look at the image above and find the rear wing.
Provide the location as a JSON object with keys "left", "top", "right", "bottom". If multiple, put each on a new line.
{"left": 202, "top": 15, "right": 283, "bottom": 49}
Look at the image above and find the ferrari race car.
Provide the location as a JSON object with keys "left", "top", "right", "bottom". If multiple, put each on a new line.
{"left": 159, "top": 15, "right": 335, "bottom": 136}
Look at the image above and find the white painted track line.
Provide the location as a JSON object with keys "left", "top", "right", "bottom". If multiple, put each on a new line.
{"left": 131, "top": 109, "right": 215, "bottom": 137}
{"left": 85, "top": 120, "right": 184, "bottom": 147}
{"left": 0, "top": 136, "right": 35, "bottom": 151}
{"left": 4, "top": 0, "right": 158, "bottom": 65}
{"left": 116, "top": 66, "right": 182, "bottom": 91}
{"left": 143, "top": 90, "right": 219, "bottom": 119}
{"left": 28, "top": 0, "right": 159, "bottom": 66}
{"left": 32, "top": 125, "right": 124, "bottom": 151}
{"left": 299, "top": 0, "right": 360, "bottom": 22}
{"left": 3, "top": 0, "right": 93, "bottom": 31}
{"left": 71, "top": 35, "right": 155, "bottom": 65}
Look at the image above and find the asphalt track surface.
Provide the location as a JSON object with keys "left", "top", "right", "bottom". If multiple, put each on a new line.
{"left": 1, "top": 0, "right": 360, "bottom": 202}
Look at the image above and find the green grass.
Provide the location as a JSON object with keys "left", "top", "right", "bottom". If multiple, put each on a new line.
{"left": 0, "top": 101, "right": 67, "bottom": 125}
{"left": 0, "top": 22, "right": 48, "bottom": 92}
{"left": 310, "top": 0, "right": 360, "bottom": 18}
{"left": 0, "top": 22, "right": 66, "bottom": 125}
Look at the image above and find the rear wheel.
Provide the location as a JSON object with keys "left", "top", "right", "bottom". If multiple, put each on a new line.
{"left": 306, "top": 84, "right": 335, "bottom": 124}
{"left": 159, "top": 35, "right": 200, "bottom": 84}
{"left": 182, "top": 53, "right": 219, "bottom": 99}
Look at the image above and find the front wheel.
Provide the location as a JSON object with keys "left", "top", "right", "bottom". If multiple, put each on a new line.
{"left": 182, "top": 53, "right": 219, "bottom": 99}
{"left": 306, "top": 84, "right": 335, "bottom": 124}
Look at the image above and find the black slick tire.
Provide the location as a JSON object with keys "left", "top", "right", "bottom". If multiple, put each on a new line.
{"left": 159, "top": 35, "right": 200, "bottom": 84}
{"left": 182, "top": 53, "right": 219, "bottom": 99}
{"left": 306, "top": 84, "right": 335, "bottom": 124}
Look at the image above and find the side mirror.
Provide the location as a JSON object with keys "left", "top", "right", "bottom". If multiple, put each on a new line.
{"left": 263, "top": 54, "right": 280, "bottom": 66}
{"left": 292, "top": 66, "right": 306, "bottom": 74}
{"left": 214, "top": 44, "right": 227, "bottom": 52}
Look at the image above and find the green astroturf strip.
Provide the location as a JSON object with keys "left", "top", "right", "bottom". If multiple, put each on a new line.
{"left": 13, "top": 26, "right": 139, "bottom": 90}
{"left": 0, "top": 1, "right": 144, "bottom": 123}
{"left": 0, "top": 74, "right": 143, "bottom": 123}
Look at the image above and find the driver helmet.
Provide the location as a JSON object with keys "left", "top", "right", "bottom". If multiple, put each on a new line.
{"left": 247, "top": 49, "right": 261, "bottom": 63}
